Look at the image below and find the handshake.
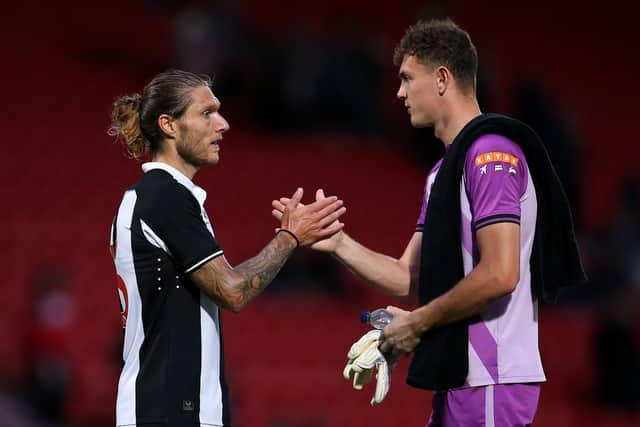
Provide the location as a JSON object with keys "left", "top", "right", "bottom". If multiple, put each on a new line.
{"left": 342, "top": 329, "right": 400, "bottom": 406}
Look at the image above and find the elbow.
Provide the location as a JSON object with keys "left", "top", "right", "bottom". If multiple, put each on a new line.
{"left": 390, "top": 288, "right": 410, "bottom": 298}
{"left": 385, "top": 281, "right": 417, "bottom": 304}
{"left": 221, "top": 295, "right": 247, "bottom": 313}
{"left": 482, "top": 261, "right": 519, "bottom": 297}
{"left": 387, "top": 290, "right": 410, "bottom": 303}
{"left": 216, "top": 298, "right": 246, "bottom": 314}
{"left": 493, "top": 269, "right": 519, "bottom": 296}
{"left": 225, "top": 303, "right": 244, "bottom": 314}
{"left": 387, "top": 266, "right": 415, "bottom": 299}
{"left": 388, "top": 286, "right": 410, "bottom": 298}
{"left": 202, "top": 285, "right": 246, "bottom": 313}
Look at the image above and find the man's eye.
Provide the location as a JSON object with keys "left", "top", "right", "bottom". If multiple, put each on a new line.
{"left": 203, "top": 111, "right": 210, "bottom": 117}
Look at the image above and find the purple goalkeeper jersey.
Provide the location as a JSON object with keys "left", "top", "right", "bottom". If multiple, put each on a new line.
{"left": 416, "top": 134, "right": 546, "bottom": 388}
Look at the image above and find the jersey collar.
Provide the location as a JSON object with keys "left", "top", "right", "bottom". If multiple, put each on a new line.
{"left": 141, "top": 162, "right": 207, "bottom": 205}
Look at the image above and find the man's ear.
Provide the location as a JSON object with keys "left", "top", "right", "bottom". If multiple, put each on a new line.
{"left": 436, "top": 66, "right": 451, "bottom": 96}
{"left": 158, "top": 114, "right": 177, "bottom": 139}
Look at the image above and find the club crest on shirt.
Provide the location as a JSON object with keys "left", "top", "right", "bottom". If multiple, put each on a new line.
{"left": 116, "top": 275, "right": 128, "bottom": 328}
{"left": 475, "top": 152, "right": 520, "bottom": 167}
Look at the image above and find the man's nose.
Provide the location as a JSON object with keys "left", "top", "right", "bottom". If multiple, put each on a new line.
{"left": 216, "top": 114, "right": 230, "bottom": 133}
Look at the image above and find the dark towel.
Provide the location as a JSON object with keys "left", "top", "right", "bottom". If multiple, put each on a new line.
{"left": 406, "top": 113, "right": 587, "bottom": 391}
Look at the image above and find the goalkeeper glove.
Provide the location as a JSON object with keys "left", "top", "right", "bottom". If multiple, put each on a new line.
{"left": 343, "top": 329, "right": 391, "bottom": 406}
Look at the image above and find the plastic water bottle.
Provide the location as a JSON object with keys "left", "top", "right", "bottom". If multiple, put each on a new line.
{"left": 361, "top": 308, "right": 393, "bottom": 329}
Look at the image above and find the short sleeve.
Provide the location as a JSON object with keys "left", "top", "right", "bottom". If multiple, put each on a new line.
{"left": 464, "top": 134, "right": 529, "bottom": 230}
{"left": 142, "top": 183, "right": 223, "bottom": 273}
{"left": 416, "top": 177, "right": 429, "bottom": 231}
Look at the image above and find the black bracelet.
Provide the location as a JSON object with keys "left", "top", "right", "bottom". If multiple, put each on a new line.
{"left": 277, "top": 228, "right": 300, "bottom": 248}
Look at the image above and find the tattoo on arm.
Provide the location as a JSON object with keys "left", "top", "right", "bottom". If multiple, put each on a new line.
{"left": 191, "top": 232, "right": 297, "bottom": 312}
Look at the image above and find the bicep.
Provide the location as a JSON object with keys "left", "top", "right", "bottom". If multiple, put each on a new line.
{"left": 399, "top": 232, "right": 422, "bottom": 270}
{"left": 476, "top": 222, "right": 520, "bottom": 289}
{"left": 399, "top": 232, "right": 422, "bottom": 302}
{"left": 189, "top": 255, "right": 243, "bottom": 311}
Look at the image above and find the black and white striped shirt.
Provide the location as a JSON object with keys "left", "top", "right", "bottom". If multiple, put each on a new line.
{"left": 110, "top": 162, "right": 231, "bottom": 426}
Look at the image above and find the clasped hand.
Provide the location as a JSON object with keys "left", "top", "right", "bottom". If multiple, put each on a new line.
{"left": 273, "top": 188, "right": 345, "bottom": 250}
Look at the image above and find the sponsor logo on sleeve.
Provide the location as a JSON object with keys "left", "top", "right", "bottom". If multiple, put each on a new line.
{"left": 475, "top": 152, "right": 520, "bottom": 167}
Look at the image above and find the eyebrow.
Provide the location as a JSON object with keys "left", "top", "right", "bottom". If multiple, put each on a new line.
{"left": 202, "top": 101, "right": 220, "bottom": 111}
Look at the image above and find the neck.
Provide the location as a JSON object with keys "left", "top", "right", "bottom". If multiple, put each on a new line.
{"left": 152, "top": 150, "right": 198, "bottom": 180}
{"left": 434, "top": 95, "right": 482, "bottom": 146}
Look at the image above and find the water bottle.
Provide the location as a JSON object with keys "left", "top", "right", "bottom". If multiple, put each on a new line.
{"left": 361, "top": 308, "right": 393, "bottom": 329}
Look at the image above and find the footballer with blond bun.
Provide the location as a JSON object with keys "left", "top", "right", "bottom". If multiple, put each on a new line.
{"left": 108, "top": 70, "right": 346, "bottom": 427}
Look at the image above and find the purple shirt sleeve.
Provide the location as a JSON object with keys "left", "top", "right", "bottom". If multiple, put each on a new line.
{"left": 464, "top": 134, "right": 528, "bottom": 230}
{"left": 416, "top": 177, "right": 429, "bottom": 231}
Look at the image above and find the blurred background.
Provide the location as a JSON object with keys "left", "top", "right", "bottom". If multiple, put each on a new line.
{"left": 1, "top": 0, "right": 639, "bottom": 426}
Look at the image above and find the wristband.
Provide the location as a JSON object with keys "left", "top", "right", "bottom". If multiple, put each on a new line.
{"left": 277, "top": 228, "right": 300, "bottom": 248}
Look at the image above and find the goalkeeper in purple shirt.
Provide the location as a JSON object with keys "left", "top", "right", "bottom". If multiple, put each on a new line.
{"left": 271, "top": 18, "right": 585, "bottom": 426}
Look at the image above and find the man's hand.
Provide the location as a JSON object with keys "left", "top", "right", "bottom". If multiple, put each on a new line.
{"left": 273, "top": 188, "right": 345, "bottom": 252}
{"left": 379, "top": 306, "right": 422, "bottom": 354}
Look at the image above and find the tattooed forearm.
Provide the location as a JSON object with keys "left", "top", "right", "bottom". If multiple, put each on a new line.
{"left": 191, "top": 232, "right": 297, "bottom": 312}
{"left": 231, "top": 232, "right": 296, "bottom": 308}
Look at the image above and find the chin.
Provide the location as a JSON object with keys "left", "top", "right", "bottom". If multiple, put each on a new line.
{"left": 411, "top": 116, "right": 432, "bottom": 128}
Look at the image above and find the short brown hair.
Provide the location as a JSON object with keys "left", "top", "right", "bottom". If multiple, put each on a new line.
{"left": 108, "top": 70, "right": 211, "bottom": 159}
{"left": 394, "top": 18, "right": 478, "bottom": 91}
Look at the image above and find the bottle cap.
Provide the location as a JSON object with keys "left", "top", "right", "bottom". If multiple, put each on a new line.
{"left": 360, "top": 311, "right": 370, "bottom": 324}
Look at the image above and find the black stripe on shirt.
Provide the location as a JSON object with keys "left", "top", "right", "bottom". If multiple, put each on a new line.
{"left": 219, "top": 314, "right": 232, "bottom": 426}
{"left": 474, "top": 213, "right": 521, "bottom": 230}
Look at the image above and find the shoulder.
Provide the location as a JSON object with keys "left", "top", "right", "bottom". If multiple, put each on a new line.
{"left": 133, "top": 170, "right": 198, "bottom": 210}
{"left": 466, "top": 134, "right": 525, "bottom": 162}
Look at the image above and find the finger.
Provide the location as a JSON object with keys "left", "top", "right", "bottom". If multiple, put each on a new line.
{"left": 317, "top": 220, "right": 345, "bottom": 236}
{"left": 385, "top": 306, "right": 408, "bottom": 317}
{"left": 379, "top": 340, "right": 391, "bottom": 353}
{"left": 343, "top": 363, "right": 355, "bottom": 381}
{"left": 318, "top": 206, "right": 347, "bottom": 228}
{"left": 315, "top": 199, "right": 344, "bottom": 219}
{"left": 272, "top": 200, "right": 286, "bottom": 212}
{"left": 315, "top": 188, "right": 326, "bottom": 201}
{"left": 305, "top": 195, "right": 339, "bottom": 213}
{"left": 279, "top": 198, "right": 306, "bottom": 208}
{"left": 272, "top": 209, "right": 283, "bottom": 220}
{"left": 382, "top": 325, "right": 394, "bottom": 341}
{"left": 287, "top": 188, "right": 303, "bottom": 209}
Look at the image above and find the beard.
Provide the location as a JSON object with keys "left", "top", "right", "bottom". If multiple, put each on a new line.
{"left": 175, "top": 128, "right": 215, "bottom": 167}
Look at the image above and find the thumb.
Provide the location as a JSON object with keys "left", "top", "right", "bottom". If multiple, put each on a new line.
{"left": 385, "top": 306, "right": 405, "bottom": 316}
{"left": 316, "top": 188, "right": 326, "bottom": 201}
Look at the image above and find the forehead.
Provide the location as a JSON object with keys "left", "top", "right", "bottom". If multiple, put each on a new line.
{"left": 399, "top": 55, "right": 430, "bottom": 75}
{"left": 188, "top": 85, "right": 220, "bottom": 109}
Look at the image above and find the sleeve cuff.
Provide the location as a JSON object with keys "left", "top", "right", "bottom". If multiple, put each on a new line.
{"left": 473, "top": 214, "right": 520, "bottom": 231}
{"left": 184, "top": 250, "right": 224, "bottom": 273}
